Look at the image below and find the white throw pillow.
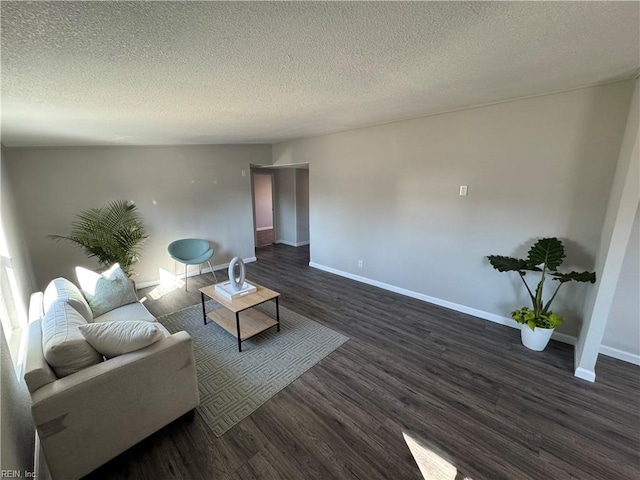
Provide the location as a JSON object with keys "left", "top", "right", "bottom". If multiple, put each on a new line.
{"left": 76, "top": 263, "right": 138, "bottom": 317}
{"left": 43, "top": 277, "right": 93, "bottom": 322}
{"left": 78, "top": 321, "right": 164, "bottom": 358}
{"left": 41, "top": 301, "right": 103, "bottom": 377}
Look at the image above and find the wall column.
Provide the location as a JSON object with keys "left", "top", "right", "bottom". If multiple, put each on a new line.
{"left": 575, "top": 79, "right": 640, "bottom": 381}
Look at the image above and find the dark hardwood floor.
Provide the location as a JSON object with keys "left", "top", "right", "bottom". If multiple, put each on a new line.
{"left": 256, "top": 228, "right": 275, "bottom": 247}
{"left": 85, "top": 244, "right": 640, "bottom": 480}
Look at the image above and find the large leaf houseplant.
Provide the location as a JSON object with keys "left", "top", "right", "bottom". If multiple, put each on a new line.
{"left": 50, "top": 200, "right": 149, "bottom": 276}
{"left": 487, "top": 237, "right": 596, "bottom": 351}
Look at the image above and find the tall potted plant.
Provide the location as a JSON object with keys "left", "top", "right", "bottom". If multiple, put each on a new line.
{"left": 50, "top": 200, "right": 149, "bottom": 276}
{"left": 487, "top": 237, "right": 596, "bottom": 351}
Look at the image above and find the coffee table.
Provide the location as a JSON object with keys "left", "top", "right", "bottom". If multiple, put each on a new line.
{"left": 199, "top": 280, "right": 280, "bottom": 352}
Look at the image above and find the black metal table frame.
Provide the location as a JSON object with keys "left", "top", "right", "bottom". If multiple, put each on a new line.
{"left": 201, "top": 292, "right": 280, "bottom": 352}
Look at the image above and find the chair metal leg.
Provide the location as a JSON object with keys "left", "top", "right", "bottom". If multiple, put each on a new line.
{"left": 207, "top": 261, "right": 217, "bottom": 283}
{"left": 185, "top": 263, "right": 188, "bottom": 291}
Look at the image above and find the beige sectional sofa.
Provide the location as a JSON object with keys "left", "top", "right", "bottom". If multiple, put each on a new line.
{"left": 24, "top": 275, "right": 199, "bottom": 480}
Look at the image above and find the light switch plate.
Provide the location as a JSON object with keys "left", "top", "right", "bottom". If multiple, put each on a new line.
{"left": 459, "top": 185, "right": 468, "bottom": 196}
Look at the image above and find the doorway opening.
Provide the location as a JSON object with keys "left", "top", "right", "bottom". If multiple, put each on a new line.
{"left": 252, "top": 172, "right": 275, "bottom": 247}
{"left": 251, "top": 163, "right": 310, "bottom": 256}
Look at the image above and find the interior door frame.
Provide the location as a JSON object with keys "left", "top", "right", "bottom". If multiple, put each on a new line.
{"left": 250, "top": 168, "right": 276, "bottom": 250}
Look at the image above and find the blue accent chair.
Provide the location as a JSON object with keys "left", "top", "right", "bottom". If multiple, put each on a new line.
{"left": 168, "top": 239, "right": 217, "bottom": 290}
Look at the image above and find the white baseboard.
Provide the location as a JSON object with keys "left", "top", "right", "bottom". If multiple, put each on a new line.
{"left": 256, "top": 226, "right": 273, "bottom": 232}
{"left": 308, "top": 262, "right": 577, "bottom": 347}
{"left": 276, "top": 240, "right": 310, "bottom": 247}
{"left": 552, "top": 331, "right": 577, "bottom": 346}
{"left": 135, "top": 256, "right": 258, "bottom": 289}
{"left": 599, "top": 345, "right": 640, "bottom": 366}
{"left": 574, "top": 367, "right": 596, "bottom": 382}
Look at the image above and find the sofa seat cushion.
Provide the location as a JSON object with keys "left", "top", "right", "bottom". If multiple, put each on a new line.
{"left": 43, "top": 277, "right": 93, "bottom": 323}
{"left": 78, "top": 321, "right": 164, "bottom": 358}
{"left": 41, "top": 301, "right": 103, "bottom": 377}
{"left": 94, "top": 301, "right": 156, "bottom": 323}
{"left": 76, "top": 264, "right": 138, "bottom": 317}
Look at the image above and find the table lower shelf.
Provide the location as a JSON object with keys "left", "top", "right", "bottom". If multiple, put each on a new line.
{"left": 206, "top": 306, "right": 278, "bottom": 341}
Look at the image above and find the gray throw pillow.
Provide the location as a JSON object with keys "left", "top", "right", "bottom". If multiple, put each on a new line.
{"left": 76, "top": 263, "right": 138, "bottom": 317}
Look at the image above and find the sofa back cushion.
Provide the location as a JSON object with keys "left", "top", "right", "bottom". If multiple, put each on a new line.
{"left": 41, "top": 301, "right": 103, "bottom": 377}
{"left": 76, "top": 264, "right": 138, "bottom": 317}
{"left": 43, "top": 277, "right": 93, "bottom": 323}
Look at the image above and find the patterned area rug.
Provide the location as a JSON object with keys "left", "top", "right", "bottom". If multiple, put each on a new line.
{"left": 158, "top": 300, "right": 348, "bottom": 436}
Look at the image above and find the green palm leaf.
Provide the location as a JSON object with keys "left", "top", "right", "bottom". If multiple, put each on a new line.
{"left": 50, "top": 200, "right": 149, "bottom": 276}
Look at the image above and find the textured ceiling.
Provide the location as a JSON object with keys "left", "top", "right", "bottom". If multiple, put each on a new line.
{"left": 1, "top": 1, "right": 639, "bottom": 147}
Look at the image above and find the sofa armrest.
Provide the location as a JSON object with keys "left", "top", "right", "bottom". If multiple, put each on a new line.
{"left": 24, "top": 319, "right": 57, "bottom": 393}
{"left": 31, "top": 331, "right": 199, "bottom": 480}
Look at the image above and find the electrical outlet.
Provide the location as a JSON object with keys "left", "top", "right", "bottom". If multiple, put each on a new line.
{"left": 358, "top": 260, "right": 363, "bottom": 268}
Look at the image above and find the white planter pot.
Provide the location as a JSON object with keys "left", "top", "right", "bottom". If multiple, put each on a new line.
{"left": 521, "top": 325, "right": 554, "bottom": 351}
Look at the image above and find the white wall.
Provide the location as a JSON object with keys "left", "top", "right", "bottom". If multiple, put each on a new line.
{"left": 602, "top": 205, "right": 640, "bottom": 359}
{"left": 4, "top": 145, "right": 271, "bottom": 288}
{"left": 1, "top": 146, "right": 36, "bottom": 333}
{"left": 274, "top": 168, "right": 309, "bottom": 246}
{"left": 273, "top": 81, "right": 635, "bottom": 337}
{"left": 275, "top": 169, "right": 297, "bottom": 245}
{"left": 253, "top": 173, "right": 273, "bottom": 230}
{"left": 0, "top": 146, "right": 36, "bottom": 475}
{"left": 1, "top": 326, "right": 35, "bottom": 474}
{"left": 296, "top": 169, "right": 310, "bottom": 244}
